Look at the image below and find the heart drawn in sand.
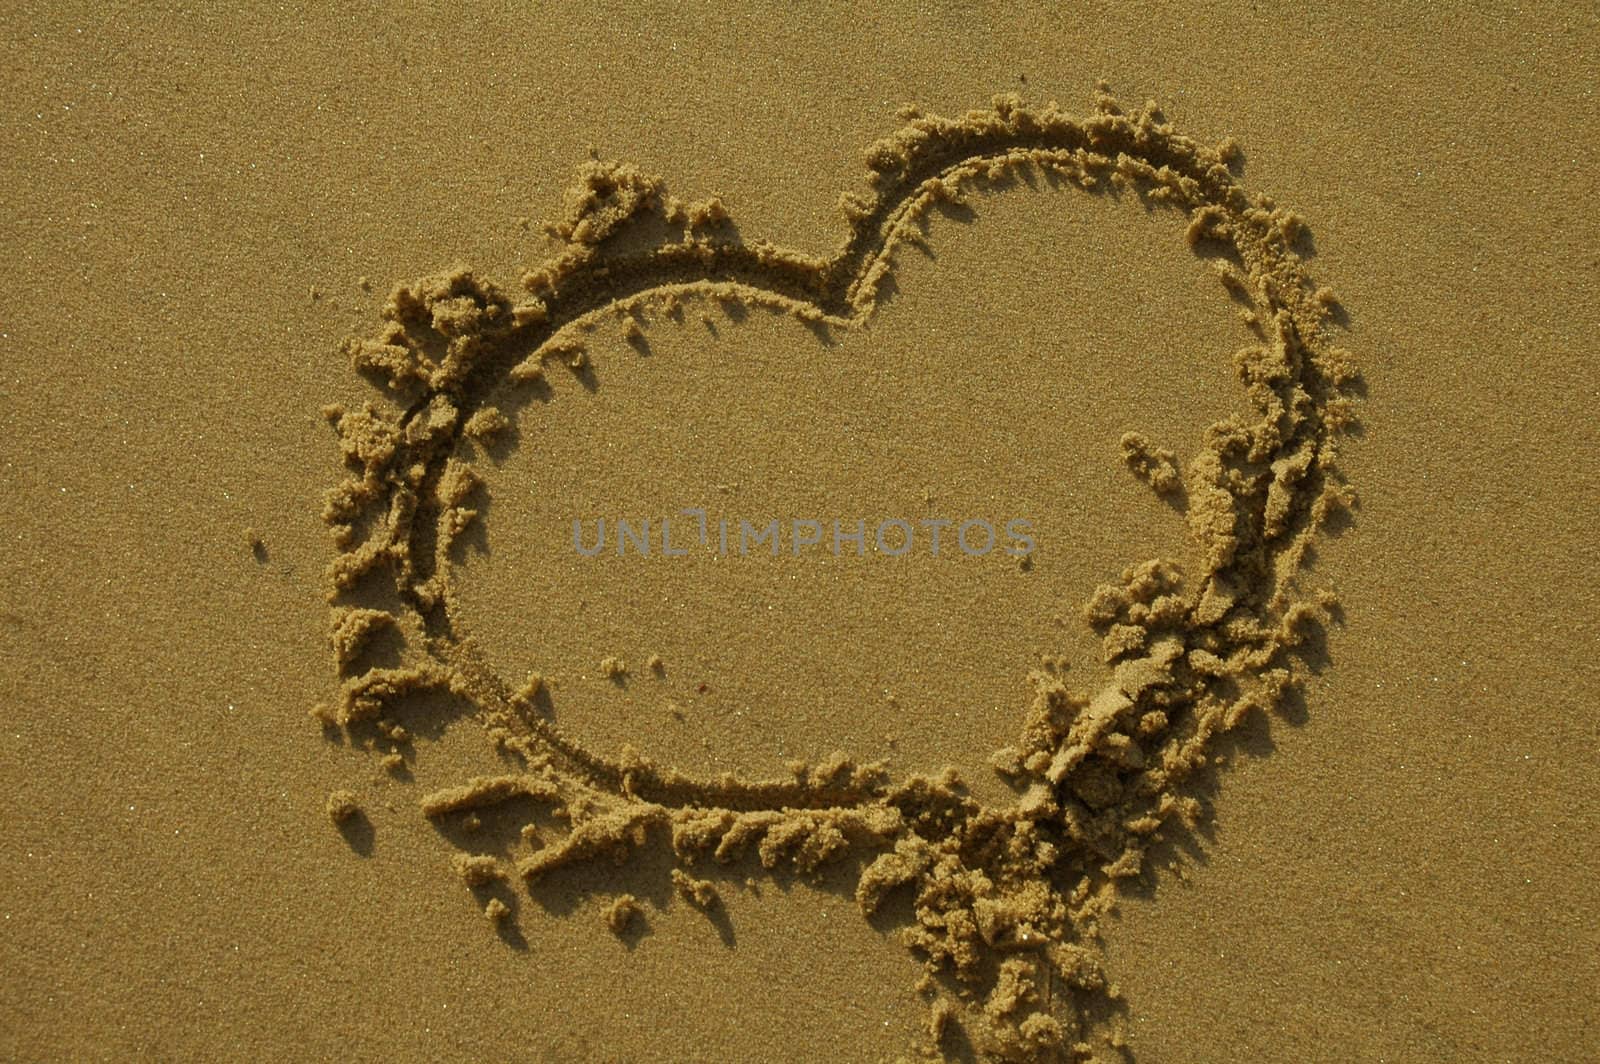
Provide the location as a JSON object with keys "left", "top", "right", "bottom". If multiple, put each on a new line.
{"left": 315, "top": 87, "right": 1359, "bottom": 1061}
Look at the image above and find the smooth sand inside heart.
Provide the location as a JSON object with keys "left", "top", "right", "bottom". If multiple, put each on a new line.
{"left": 450, "top": 185, "right": 1244, "bottom": 795}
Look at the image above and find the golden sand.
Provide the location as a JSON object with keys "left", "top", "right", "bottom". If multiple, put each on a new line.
{"left": 2, "top": 4, "right": 1596, "bottom": 1062}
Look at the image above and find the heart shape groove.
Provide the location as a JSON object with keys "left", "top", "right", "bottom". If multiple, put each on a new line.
{"left": 316, "top": 88, "right": 1359, "bottom": 1060}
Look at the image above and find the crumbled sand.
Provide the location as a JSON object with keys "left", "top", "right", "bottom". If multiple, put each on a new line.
{"left": 318, "top": 92, "right": 1359, "bottom": 1055}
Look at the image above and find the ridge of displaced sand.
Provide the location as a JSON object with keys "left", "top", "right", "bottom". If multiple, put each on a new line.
{"left": 313, "top": 86, "right": 1360, "bottom": 1061}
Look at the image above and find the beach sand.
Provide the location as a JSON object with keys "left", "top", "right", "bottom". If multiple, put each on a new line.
{"left": 2, "top": 3, "right": 1596, "bottom": 1061}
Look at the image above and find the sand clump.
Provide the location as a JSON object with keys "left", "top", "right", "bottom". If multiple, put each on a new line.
{"left": 671, "top": 869, "right": 721, "bottom": 911}
{"left": 315, "top": 88, "right": 1359, "bottom": 1059}
{"left": 325, "top": 790, "right": 361, "bottom": 824}
{"left": 606, "top": 894, "right": 642, "bottom": 934}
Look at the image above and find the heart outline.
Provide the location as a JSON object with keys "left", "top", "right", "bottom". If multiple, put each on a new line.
{"left": 317, "top": 87, "right": 1360, "bottom": 1059}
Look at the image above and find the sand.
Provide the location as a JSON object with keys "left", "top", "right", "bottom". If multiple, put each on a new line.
{"left": 2, "top": 3, "right": 1596, "bottom": 1062}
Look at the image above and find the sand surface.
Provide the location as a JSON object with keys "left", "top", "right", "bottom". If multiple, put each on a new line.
{"left": 2, "top": 3, "right": 1596, "bottom": 1061}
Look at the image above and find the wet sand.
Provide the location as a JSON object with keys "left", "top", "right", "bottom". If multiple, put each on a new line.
{"left": 2, "top": 3, "right": 1596, "bottom": 1061}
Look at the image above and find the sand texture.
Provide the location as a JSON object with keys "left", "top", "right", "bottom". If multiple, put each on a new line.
{"left": 2, "top": 3, "right": 1596, "bottom": 1062}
